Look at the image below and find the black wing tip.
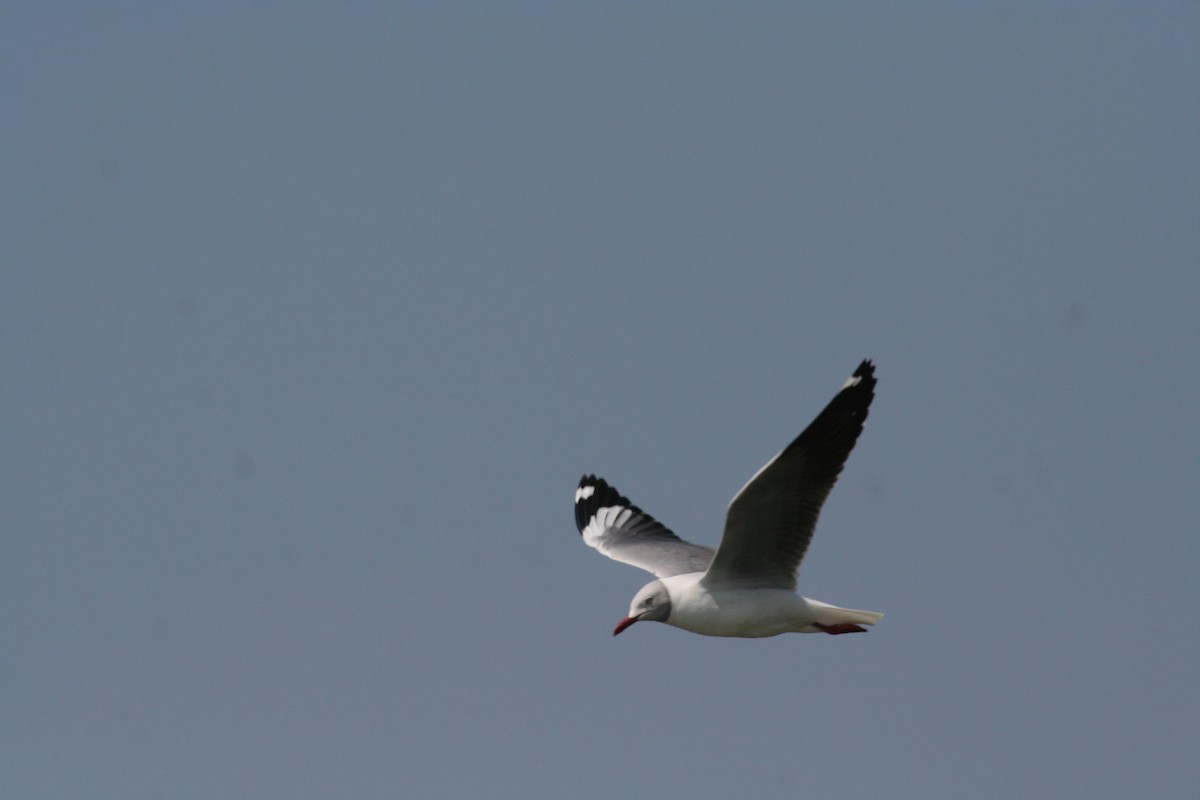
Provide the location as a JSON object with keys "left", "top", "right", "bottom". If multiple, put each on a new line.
{"left": 842, "top": 359, "right": 878, "bottom": 406}
{"left": 575, "top": 474, "right": 627, "bottom": 533}
{"left": 793, "top": 358, "right": 876, "bottom": 454}
{"left": 577, "top": 474, "right": 613, "bottom": 505}
{"left": 574, "top": 474, "right": 659, "bottom": 536}
{"left": 852, "top": 358, "right": 876, "bottom": 385}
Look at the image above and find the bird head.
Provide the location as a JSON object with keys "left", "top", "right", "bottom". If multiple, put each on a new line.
{"left": 613, "top": 579, "right": 671, "bottom": 636}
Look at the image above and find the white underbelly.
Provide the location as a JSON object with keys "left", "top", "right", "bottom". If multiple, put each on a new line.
{"left": 667, "top": 584, "right": 814, "bottom": 638}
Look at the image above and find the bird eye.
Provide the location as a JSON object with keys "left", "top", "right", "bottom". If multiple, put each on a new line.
{"left": 644, "top": 597, "right": 654, "bottom": 607}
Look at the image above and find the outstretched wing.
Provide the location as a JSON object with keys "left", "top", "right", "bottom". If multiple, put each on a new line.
{"left": 703, "top": 360, "right": 876, "bottom": 591}
{"left": 575, "top": 475, "right": 714, "bottom": 578}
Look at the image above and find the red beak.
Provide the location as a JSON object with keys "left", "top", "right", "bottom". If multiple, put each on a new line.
{"left": 612, "top": 616, "right": 638, "bottom": 636}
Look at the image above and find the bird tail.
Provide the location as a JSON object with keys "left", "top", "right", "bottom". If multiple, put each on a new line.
{"left": 806, "top": 598, "right": 884, "bottom": 627}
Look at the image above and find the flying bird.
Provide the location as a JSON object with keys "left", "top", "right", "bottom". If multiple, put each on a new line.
{"left": 575, "top": 360, "right": 882, "bottom": 638}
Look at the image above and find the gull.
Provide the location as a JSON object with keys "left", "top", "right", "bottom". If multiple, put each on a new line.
{"left": 575, "top": 360, "right": 882, "bottom": 638}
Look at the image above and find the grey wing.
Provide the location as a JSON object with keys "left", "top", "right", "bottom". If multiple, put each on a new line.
{"left": 703, "top": 360, "right": 876, "bottom": 590}
{"left": 575, "top": 475, "right": 714, "bottom": 578}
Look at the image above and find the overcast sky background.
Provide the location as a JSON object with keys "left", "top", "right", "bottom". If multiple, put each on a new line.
{"left": 3, "top": 4, "right": 1197, "bottom": 798}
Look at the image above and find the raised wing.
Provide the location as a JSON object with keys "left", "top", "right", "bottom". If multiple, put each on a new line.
{"left": 575, "top": 475, "right": 714, "bottom": 578}
{"left": 703, "top": 360, "right": 876, "bottom": 590}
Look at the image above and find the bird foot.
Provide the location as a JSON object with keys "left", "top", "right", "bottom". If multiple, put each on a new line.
{"left": 814, "top": 622, "right": 867, "bottom": 635}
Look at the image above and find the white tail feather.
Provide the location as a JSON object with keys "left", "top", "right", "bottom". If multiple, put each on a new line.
{"left": 805, "top": 598, "right": 884, "bottom": 627}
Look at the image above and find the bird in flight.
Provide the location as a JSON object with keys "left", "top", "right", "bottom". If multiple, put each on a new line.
{"left": 575, "top": 360, "right": 882, "bottom": 638}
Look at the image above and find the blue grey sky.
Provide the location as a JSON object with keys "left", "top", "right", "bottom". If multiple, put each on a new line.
{"left": 3, "top": 4, "right": 1197, "bottom": 798}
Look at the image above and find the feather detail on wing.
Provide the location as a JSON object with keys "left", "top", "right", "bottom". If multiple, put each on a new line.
{"left": 703, "top": 360, "right": 876, "bottom": 590}
{"left": 575, "top": 475, "right": 714, "bottom": 578}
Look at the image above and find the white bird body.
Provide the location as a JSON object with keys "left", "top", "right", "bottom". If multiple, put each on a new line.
{"left": 654, "top": 573, "right": 883, "bottom": 638}
{"left": 575, "top": 360, "right": 883, "bottom": 640}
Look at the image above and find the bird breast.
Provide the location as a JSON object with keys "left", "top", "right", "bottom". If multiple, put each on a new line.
{"left": 661, "top": 574, "right": 812, "bottom": 638}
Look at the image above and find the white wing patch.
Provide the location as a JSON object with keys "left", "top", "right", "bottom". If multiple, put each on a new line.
{"left": 575, "top": 485, "right": 596, "bottom": 503}
{"left": 582, "top": 505, "right": 631, "bottom": 550}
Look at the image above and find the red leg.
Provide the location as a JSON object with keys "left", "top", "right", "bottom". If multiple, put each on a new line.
{"left": 814, "top": 622, "right": 868, "bottom": 635}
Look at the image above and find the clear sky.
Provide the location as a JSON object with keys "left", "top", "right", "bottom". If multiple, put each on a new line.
{"left": 3, "top": 4, "right": 1197, "bottom": 798}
